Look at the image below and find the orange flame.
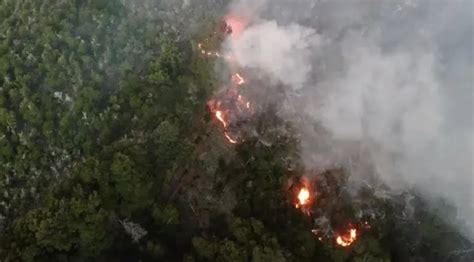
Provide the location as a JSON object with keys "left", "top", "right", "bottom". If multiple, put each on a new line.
{"left": 208, "top": 97, "right": 247, "bottom": 145}
{"left": 336, "top": 228, "right": 357, "bottom": 247}
{"left": 294, "top": 178, "right": 314, "bottom": 211}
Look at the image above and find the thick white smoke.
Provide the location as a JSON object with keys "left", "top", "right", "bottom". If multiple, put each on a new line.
{"left": 227, "top": 0, "right": 473, "bottom": 238}
{"left": 232, "top": 21, "right": 322, "bottom": 89}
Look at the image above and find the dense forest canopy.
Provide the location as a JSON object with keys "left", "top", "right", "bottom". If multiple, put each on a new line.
{"left": 0, "top": 1, "right": 472, "bottom": 261}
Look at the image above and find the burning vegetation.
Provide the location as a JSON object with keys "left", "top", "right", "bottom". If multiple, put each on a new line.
{"left": 200, "top": 18, "right": 369, "bottom": 249}
{"left": 200, "top": 19, "right": 255, "bottom": 144}
{"left": 285, "top": 170, "right": 373, "bottom": 248}
{"left": 206, "top": 76, "right": 254, "bottom": 144}
{"left": 336, "top": 227, "right": 358, "bottom": 247}
{"left": 193, "top": 15, "right": 472, "bottom": 258}
{"left": 292, "top": 178, "right": 315, "bottom": 215}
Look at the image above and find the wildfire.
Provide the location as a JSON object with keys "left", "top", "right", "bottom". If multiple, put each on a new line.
{"left": 202, "top": 17, "right": 374, "bottom": 249}
{"left": 199, "top": 19, "right": 255, "bottom": 144}
{"left": 202, "top": 30, "right": 253, "bottom": 144}
{"left": 336, "top": 228, "right": 358, "bottom": 247}
{"left": 207, "top": 86, "right": 253, "bottom": 145}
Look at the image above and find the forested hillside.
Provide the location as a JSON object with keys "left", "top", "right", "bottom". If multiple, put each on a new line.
{"left": 0, "top": 1, "right": 472, "bottom": 261}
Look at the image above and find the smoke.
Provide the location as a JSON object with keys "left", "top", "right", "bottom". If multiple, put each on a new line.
{"left": 232, "top": 21, "right": 322, "bottom": 89}
{"left": 226, "top": 0, "right": 473, "bottom": 238}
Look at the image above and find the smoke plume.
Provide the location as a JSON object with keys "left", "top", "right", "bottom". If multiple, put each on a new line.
{"left": 226, "top": 0, "right": 473, "bottom": 238}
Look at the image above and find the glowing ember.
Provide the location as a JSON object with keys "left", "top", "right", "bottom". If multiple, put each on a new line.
{"left": 336, "top": 228, "right": 357, "bottom": 247}
{"left": 363, "top": 221, "right": 371, "bottom": 229}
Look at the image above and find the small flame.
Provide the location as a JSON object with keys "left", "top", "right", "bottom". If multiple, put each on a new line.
{"left": 297, "top": 188, "right": 310, "bottom": 206}
{"left": 224, "top": 132, "right": 238, "bottom": 144}
{"left": 232, "top": 73, "right": 245, "bottom": 85}
{"left": 215, "top": 110, "right": 227, "bottom": 128}
{"left": 294, "top": 178, "right": 314, "bottom": 211}
{"left": 336, "top": 228, "right": 357, "bottom": 247}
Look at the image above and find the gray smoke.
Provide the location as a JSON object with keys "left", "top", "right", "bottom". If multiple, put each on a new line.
{"left": 226, "top": 0, "right": 473, "bottom": 238}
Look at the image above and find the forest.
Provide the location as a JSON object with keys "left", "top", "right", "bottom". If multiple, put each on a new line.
{"left": 0, "top": 1, "right": 473, "bottom": 261}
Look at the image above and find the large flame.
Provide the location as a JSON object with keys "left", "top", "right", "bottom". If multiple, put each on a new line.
{"left": 336, "top": 228, "right": 357, "bottom": 247}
